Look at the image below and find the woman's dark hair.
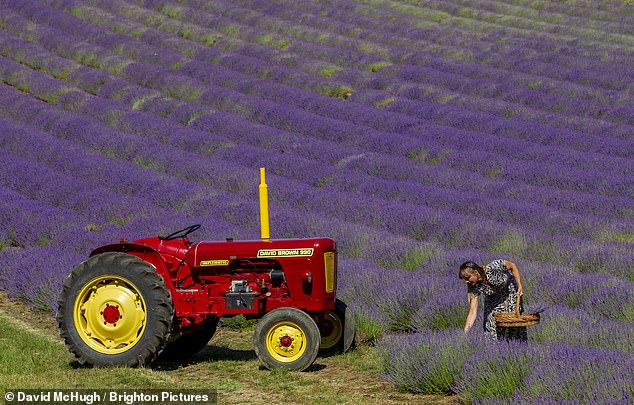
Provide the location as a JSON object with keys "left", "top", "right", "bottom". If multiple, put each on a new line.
{"left": 459, "top": 261, "right": 485, "bottom": 280}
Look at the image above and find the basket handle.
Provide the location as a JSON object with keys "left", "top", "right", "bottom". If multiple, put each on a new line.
{"left": 515, "top": 293, "right": 521, "bottom": 316}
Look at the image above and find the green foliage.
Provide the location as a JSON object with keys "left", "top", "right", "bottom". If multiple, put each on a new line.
{"left": 492, "top": 229, "right": 527, "bottom": 256}
{"left": 374, "top": 97, "right": 395, "bottom": 108}
{"left": 317, "top": 65, "right": 343, "bottom": 79}
{"left": 365, "top": 61, "right": 392, "bottom": 72}
{"left": 324, "top": 85, "right": 354, "bottom": 99}
{"left": 108, "top": 213, "right": 135, "bottom": 226}
{"left": 314, "top": 175, "right": 334, "bottom": 188}
{"left": 397, "top": 244, "right": 439, "bottom": 272}
{"left": 406, "top": 146, "right": 453, "bottom": 165}
{"left": 503, "top": 109, "right": 520, "bottom": 118}
{"left": 130, "top": 95, "right": 154, "bottom": 110}
{"left": 355, "top": 314, "right": 385, "bottom": 342}
{"left": 186, "top": 110, "right": 212, "bottom": 126}
{"left": 528, "top": 81, "right": 543, "bottom": 89}
{"left": 256, "top": 34, "right": 290, "bottom": 51}
{"left": 160, "top": 4, "right": 183, "bottom": 18}
{"left": 219, "top": 314, "right": 258, "bottom": 330}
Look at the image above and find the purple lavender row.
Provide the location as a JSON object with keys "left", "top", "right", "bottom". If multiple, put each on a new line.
{"left": 0, "top": 39, "right": 628, "bottom": 235}
{"left": 172, "top": 0, "right": 634, "bottom": 96}
{"left": 0, "top": 141, "right": 242, "bottom": 244}
{"left": 334, "top": 65, "right": 634, "bottom": 138}
{"left": 530, "top": 305, "right": 634, "bottom": 354}
{"left": 372, "top": 64, "right": 633, "bottom": 126}
{"left": 224, "top": 0, "right": 634, "bottom": 77}
{"left": 77, "top": 0, "right": 384, "bottom": 70}
{"left": 127, "top": 0, "right": 632, "bottom": 115}
{"left": 0, "top": 245, "right": 84, "bottom": 311}
{"left": 2, "top": 75, "right": 630, "bottom": 279}
{"left": 377, "top": 330, "right": 632, "bottom": 399}
{"left": 328, "top": 0, "right": 634, "bottom": 57}
{"left": 344, "top": 256, "right": 632, "bottom": 397}
{"left": 46, "top": 0, "right": 634, "bottom": 144}
{"left": 89, "top": 0, "right": 634, "bottom": 112}
{"left": 0, "top": 17, "right": 628, "bottom": 252}
{"left": 3, "top": 13, "right": 628, "bottom": 197}
{"left": 462, "top": 0, "right": 634, "bottom": 38}
{"left": 331, "top": 0, "right": 634, "bottom": 41}
{"left": 391, "top": 0, "right": 634, "bottom": 51}
{"left": 64, "top": 0, "right": 634, "bottom": 135}
{"left": 179, "top": 0, "right": 634, "bottom": 81}
{"left": 183, "top": 64, "right": 634, "bottom": 170}
{"left": 79, "top": 0, "right": 634, "bottom": 131}
{"left": 352, "top": 87, "right": 634, "bottom": 142}
{"left": 1, "top": 50, "right": 630, "bottom": 242}
{"left": 0, "top": 185, "right": 87, "bottom": 249}
{"left": 1, "top": 30, "right": 628, "bottom": 237}
{"left": 456, "top": 340, "right": 632, "bottom": 403}
{"left": 449, "top": 0, "right": 634, "bottom": 36}
{"left": 138, "top": 3, "right": 622, "bottom": 105}
{"left": 87, "top": 0, "right": 628, "bottom": 112}
{"left": 59, "top": 0, "right": 350, "bottom": 81}
{"left": 506, "top": 0, "right": 634, "bottom": 22}
{"left": 3, "top": 16, "right": 628, "bottom": 201}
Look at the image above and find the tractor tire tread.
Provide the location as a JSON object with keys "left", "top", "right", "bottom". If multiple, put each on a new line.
{"left": 56, "top": 252, "right": 173, "bottom": 367}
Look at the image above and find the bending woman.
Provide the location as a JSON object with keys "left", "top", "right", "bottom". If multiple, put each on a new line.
{"left": 459, "top": 260, "right": 527, "bottom": 341}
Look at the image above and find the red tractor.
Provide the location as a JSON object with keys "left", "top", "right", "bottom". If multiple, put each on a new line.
{"left": 57, "top": 169, "right": 355, "bottom": 371}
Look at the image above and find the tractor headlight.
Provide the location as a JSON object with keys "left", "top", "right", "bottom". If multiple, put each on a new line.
{"left": 324, "top": 252, "right": 335, "bottom": 293}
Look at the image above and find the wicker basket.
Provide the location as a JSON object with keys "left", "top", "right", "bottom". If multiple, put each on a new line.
{"left": 494, "top": 294, "right": 540, "bottom": 327}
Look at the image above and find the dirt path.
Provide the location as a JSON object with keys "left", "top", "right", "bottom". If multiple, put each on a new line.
{"left": 0, "top": 292, "right": 457, "bottom": 404}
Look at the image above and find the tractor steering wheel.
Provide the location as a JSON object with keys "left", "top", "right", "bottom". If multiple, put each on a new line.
{"left": 164, "top": 224, "right": 201, "bottom": 240}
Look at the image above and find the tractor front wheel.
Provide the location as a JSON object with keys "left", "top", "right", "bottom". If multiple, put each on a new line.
{"left": 254, "top": 307, "right": 320, "bottom": 371}
{"left": 57, "top": 252, "right": 173, "bottom": 367}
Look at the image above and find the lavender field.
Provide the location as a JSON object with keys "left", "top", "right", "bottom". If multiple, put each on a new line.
{"left": 0, "top": 0, "right": 632, "bottom": 402}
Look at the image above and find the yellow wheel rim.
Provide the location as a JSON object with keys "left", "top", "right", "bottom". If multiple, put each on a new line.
{"left": 318, "top": 311, "right": 343, "bottom": 349}
{"left": 265, "top": 321, "right": 307, "bottom": 363}
{"left": 73, "top": 275, "right": 146, "bottom": 355}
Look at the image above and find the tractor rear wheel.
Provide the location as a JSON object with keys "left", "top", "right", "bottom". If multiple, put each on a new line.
{"left": 159, "top": 318, "right": 218, "bottom": 361}
{"left": 57, "top": 252, "right": 173, "bottom": 367}
{"left": 317, "top": 298, "right": 356, "bottom": 354}
{"left": 254, "top": 307, "right": 320, "bottom": 371}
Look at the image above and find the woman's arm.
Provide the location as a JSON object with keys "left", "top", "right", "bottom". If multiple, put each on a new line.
{"left": 464, "top": 293, "right": 478, "bottom": 334}
{"left": 503, "top": 260, "right": 523, "bottom": 297}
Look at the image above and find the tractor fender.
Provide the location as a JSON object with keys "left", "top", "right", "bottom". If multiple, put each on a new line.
{"left": 89, "top": 243, "right": 175, "bottom": 296}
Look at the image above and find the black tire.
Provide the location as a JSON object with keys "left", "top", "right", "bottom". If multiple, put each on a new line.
{"left": 159, "top": 318, "right": 218, "bottom": 361}
{"left": 57, "top": 252, "right": 173, "bottom": 367}
{"left": 318, "top": 299, "right": 356, "bottom": 354}
{"left": 254, "top": 307, "right": 320, "bottom": 371}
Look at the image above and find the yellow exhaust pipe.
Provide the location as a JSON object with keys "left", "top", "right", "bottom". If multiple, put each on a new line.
{"left": 259, "top": 167, "right": 270, "bottom": 241}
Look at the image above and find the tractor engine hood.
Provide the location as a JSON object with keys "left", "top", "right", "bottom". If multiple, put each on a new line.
{"left": 186, "top": 238, "right": 335, "bottom": 268}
